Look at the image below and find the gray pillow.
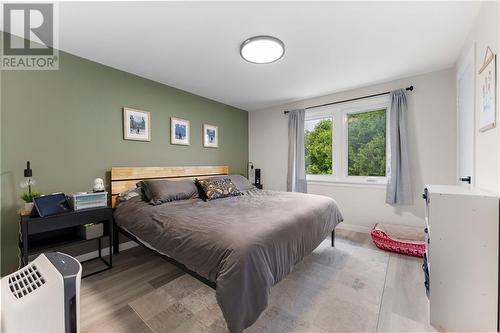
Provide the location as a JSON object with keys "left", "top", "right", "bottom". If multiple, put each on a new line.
{"left": 228, "top": 174, "right": 255, "bottom": 191}
{"left": 117, "top": 187, "right": 142, "bottom": 203}
{"left": 137, "top": 179, "right": 198, "bottom": 205}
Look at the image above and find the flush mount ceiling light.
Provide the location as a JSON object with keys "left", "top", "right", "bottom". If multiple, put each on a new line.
{"left": 240, "top": 36, "right": 285, "bottom": 64}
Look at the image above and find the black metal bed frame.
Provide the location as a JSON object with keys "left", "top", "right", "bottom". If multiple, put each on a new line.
{"left": 113, "top": 224, "right": 216, "bottom": 289}
{"left": 113, "top": 223, "right": 336, "bottom": 291}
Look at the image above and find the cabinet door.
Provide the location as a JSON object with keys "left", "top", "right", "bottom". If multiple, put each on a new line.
{"left": 429, "top": 193, "right": 498, "bottom": 331}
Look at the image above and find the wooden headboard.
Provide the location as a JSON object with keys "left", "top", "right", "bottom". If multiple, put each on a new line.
{"left": 110, "top": 165, "right": 229, "bottom": 208}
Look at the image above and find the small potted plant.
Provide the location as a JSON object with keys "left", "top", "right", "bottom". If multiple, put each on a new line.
{"left": 21, "top": 191, "right": 42, "bottom": 214}
{"left": 77, "top": 223, "right": 104, "bottom": 240}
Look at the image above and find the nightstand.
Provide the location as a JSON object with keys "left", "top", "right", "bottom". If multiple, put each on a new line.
{"left": 255, "top": 183, "right": 263, "bottom": 189}
{"left": 19, "top": 206, "right": 113, "bottom": 278}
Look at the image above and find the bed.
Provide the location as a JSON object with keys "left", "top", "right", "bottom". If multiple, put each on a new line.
{"left": 111, "top": 166, "right": 343, "bottom": 332}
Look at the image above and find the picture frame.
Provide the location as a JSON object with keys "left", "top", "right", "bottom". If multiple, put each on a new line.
{"left": 171, "top": 117, "right": 190, "bottom": 145}
{"left": 123, "top": 107, "right": 151, "bottom": 141}
{"left": 478, "top": 47, "right": 496, "bottom": 132}
{"left": 203, "top": 124, "right": 218, "bottom": 148}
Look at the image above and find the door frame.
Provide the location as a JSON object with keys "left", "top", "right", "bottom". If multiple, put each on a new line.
{"left": 456, "top": 44, "right": 475, "bottom": 186}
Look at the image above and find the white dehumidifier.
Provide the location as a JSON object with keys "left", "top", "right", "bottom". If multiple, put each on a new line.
{"left": 1, "top": 252, "right": 82, "bottom": 333}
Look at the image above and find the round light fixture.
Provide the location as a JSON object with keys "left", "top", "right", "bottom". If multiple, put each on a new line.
{"left": 240, "top": 36, "right": 285, "bottom": 64}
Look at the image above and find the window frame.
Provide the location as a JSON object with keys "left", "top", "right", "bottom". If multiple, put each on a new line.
{"left": 305, "top": 95, "right": 390, "bottom": 186}
{"left": 304, "top": 113, "right": 335, "bottom": 176}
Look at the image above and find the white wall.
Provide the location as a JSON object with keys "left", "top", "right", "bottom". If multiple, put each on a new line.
{"left": 249, "top": 69, "right": 457, "bottom": 229}
{"left": 456, "top": 1, "right": 500, "bottom": 194}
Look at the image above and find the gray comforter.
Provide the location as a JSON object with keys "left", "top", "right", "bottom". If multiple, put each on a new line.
{"left": 114, "top": 189, "right": 343, "bottom": 332}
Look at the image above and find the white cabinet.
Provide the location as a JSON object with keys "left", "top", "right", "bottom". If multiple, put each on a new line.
{"left": 424, "top": 185, "right": 498, "bottom": 332}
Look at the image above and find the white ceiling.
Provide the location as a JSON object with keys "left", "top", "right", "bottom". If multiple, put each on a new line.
{"left": 55, "top": 1, "right": 480, "bottom": 111}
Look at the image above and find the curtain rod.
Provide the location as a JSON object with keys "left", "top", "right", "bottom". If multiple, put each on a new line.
{"left": 283, "top": 85, "right": 414, "bottom": 114}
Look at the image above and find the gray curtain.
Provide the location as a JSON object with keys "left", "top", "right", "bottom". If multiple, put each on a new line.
{"left": 287, "top": 109, "right": 307, "bottom": 193}
{"left": 386, "top": 89, "right": 412, "bottom": 205}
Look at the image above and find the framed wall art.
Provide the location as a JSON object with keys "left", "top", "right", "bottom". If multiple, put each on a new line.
{"left": 479, "top": 46, "right": 496, "bottom": 132}
{"left": 203, "top": 124, "right": 218, "bottom": 148}
{"left": 123, "top": 107, "right": 151, "bottom": 141}
{"left": 171, "top": 117, "right": 190, "bottom": 145}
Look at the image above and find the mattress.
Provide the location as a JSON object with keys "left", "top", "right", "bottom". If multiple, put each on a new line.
{"left": 114, "top": 189, "right": 343, "bottom": 332}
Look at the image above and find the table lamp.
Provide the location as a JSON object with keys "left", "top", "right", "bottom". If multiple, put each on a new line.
{"left": 20, "top": 161, "right": 35, "bottom": 196}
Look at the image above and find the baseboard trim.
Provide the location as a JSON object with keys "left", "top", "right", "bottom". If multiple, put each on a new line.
{"left": 337, "top": 223, "right": 372, "bottom": 234}
{"left": 75, "top": 241, "right": 138, "bottom": 262}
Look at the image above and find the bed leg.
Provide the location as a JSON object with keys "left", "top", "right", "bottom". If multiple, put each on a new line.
{"left": 331, "top": 229, "right": 335, "bottom": 247}
{"left": 113, "top": 223, "right": 120, "bottom": 254}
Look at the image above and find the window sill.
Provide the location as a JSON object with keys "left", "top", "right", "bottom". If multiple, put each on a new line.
{"left": 306, "top": 177, "right": 387, "bottom": 189}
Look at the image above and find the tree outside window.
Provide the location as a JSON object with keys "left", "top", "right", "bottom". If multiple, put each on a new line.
{"left": 347, "top": 109, "right": 386, "bottom": 177}
{"left": 305, "top": 118, "right": 332, "bottom": 175}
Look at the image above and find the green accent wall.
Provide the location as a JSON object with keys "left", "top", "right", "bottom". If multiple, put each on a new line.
{"left": 0, "top": 47, "right": 248, "bottom": 275}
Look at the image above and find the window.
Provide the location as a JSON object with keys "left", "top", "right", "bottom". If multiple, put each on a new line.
{"left": 304, "top": 96, "right": 389, "bottom": 185}
{"left": 305, "top": 117, "right": 332, "bottom": 175}
{"left": 347, "top": 109, "right": 386, "bottom": 177}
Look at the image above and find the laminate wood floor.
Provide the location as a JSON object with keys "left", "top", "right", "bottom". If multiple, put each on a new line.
{"left": 80, "top": 228, "right": 433, "bottom": 332}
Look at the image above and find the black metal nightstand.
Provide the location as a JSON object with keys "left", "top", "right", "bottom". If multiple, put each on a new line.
{"left": 19, "top": 206, "right": 113, "bottom": 278}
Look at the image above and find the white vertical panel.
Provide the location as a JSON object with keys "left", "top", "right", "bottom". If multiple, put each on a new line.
{"left": 427, "top": 185, "right": 498, "bottom": 331}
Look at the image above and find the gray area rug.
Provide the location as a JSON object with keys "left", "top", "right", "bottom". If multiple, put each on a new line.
{"left": 129, "top": 238, "right": 389, "bottom": 332}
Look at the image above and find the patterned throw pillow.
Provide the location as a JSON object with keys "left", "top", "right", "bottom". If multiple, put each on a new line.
{"left": 196, "top": 178, "right": 242, "bottom": 201}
